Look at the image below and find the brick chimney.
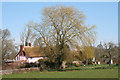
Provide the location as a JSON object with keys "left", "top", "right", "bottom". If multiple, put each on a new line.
{"left": 29, "top": 43, "right": 31, "bottom": 47}
{"left": 20, "top": 45, "right": 24, "bottom": 51}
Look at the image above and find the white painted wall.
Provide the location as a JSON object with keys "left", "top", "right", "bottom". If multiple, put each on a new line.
{"left": 15, "top": 55, "right": 27, "bottom": 61}
{"left": 27, "top": 57, "right": 44, "bottom": 63}
{"left": 15, "top": 55, "right": 44, "bottom": 63}
{"left": 111, "top": 60, "right": 113, "bottom": 64}
{"left": 20, "top": 56, "right": 27, "bottom": 60}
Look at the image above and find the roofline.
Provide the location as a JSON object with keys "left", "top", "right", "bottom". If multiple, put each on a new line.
{"left": 14, "top": 51, "right": 46, "bottom": 58}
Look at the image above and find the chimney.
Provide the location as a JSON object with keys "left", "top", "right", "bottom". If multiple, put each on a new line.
{"left": 29, "top": 43, "right": 31, "bottom": 47}
{"left": 20, "top": 45, "right": 24, "bottom": 51}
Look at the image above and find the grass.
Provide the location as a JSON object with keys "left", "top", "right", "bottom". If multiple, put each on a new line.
{"left": 3, "top": 69, "right": 118, "bottom": 78}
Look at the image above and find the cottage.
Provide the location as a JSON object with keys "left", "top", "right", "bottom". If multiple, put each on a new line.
{"left": 15, "top": 43, "right": 46, "bottom": 63}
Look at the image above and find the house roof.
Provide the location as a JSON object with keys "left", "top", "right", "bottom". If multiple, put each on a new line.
{"left": 15, "top": 46, "right": 46, "bottom": 58}
{"left": 24, "top": 46, "right": 46, "bottom": 57}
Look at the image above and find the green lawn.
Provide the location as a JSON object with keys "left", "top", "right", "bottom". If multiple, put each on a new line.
{"left": 3, "top": 69, "right": 118, "bottom": 78}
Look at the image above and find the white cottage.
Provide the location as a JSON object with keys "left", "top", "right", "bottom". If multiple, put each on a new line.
{"left": 15, "top": 43, "right": 46, "bottom": 63}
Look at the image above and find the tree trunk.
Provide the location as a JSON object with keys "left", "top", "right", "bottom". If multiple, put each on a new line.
{"left": 109, "top": 52, "right": 111, "bottom": 68}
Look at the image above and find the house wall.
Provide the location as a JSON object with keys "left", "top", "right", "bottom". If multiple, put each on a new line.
{"left": 15, "top": 55, "right": 27, "bottom": 61}
{"left": 27, "top": 57, "right": 44, "bottom": 63}
{"left": 20, "top": 56, "right": 27, "bottom": 61}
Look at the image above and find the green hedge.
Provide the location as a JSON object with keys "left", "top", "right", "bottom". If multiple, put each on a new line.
{"left": 48, "top": 65, "right": 118, "bottom": 72}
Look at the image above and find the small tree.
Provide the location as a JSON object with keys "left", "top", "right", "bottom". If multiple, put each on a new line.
{"left": 104, "top": 42, "right": 116, "bottom": 67}
{"left": 81, "top": 46, "right": 95, "bottom": 64}
{"left": 94, "top": 42, "right": 105, "bottom": 61}
{"left": 0, "top": 29, "right": 18, "bottom": 69}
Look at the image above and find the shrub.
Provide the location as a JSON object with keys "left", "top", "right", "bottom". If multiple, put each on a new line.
{"left": 24, "top": 63, "right": 31, "bottom": 68}
{"left": 82, "top": 61, "right": 86, "bottom": 64}
{"left": 23, "top": 63, "right": 40, "bottom": 68}
{"left": 116, "top": 64, "right": 118, "bottom": 66}
{"left": 75, "top": 63, "right": 80, "bottom": 67}
{"left": 44, "top": 61, "right": 56, "bottom": 69}
{"left": 66, "top": 63, "right": 73, "bottom": 67}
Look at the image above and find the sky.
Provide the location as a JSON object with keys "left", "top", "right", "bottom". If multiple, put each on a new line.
{"left": 2, "top": 2, "right": 118, "bottom": 46}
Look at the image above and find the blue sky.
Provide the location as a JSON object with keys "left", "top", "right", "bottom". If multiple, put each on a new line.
{"left": 2, "top": 2, "right": 118, "bottom": 46}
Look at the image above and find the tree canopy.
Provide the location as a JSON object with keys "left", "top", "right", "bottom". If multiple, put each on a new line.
{"left": 27, "top": 5, "right": 96, "bottom": 69}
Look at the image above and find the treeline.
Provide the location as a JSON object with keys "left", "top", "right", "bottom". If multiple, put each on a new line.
{"left": 0, "top": 28, "right": 118, "bottom": 69}
{"left": 94, "top": 42, "right": 118, "bottom": 65}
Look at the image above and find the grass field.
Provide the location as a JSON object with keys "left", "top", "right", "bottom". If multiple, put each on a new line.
{"left": 3, "top": 69, "right": 118, "bottom": 78}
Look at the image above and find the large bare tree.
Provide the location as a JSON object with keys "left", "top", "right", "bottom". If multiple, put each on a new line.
{"left": 27, "top": 5, "right": 96, "bottom": 69}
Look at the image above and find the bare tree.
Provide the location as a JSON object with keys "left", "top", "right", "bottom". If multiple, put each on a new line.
{"left": 20, "top": 25, "right": 37, "bottom": 46}
{"left": 27, "top": 5, "right": 96, "bottom": 69}
{"left": 34, "top": 37, "right": 44, "bottom": 47}
{"left": 94, "top": 42, "right": 105, "bottom": 61}
{"left": 0, "top": 29, "right": 18, "bottom": 69}
{"left": 0, "top": 29, "right": 2, "bottom": 68}
{"left": 1, "top": 29, "right": 11, "bottom": 61}
{"left": 104, "top": 42, "right": 117, "bottom": 67}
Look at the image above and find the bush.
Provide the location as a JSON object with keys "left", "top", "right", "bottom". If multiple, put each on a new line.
{"left": 20, "top": 63, "right": 40, "bottom": 68}
{"left": 24, "top": 63, "right": 32, "bottom": 68}
{"left": 82, "top": 61, "right": 86, "bottom": 64}
{"left": 75, "top": 63, "right": 80, "bottom": 67}
{"left": 116, "top": 64, "right": 118, "bottom": 66}
{"left": 44, "top": 61, "right": 56, "bottom": 69}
